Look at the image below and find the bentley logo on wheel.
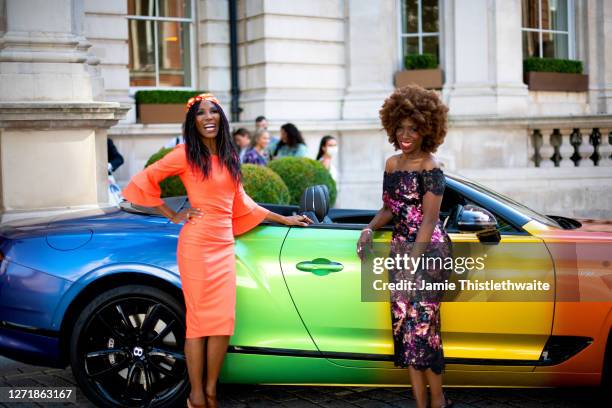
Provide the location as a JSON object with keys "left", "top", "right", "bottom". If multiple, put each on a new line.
{"left": 132, "top": 346, "right": 144, "bottom": 359}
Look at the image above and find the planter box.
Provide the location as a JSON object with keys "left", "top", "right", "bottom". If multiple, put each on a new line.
{"left": 138, "top": 104, "right": 185, "bottom": 124}
{"left": 394, "top": 68, "right": 444, "bottom": 89}
{"left": 524, "top": 72, "right": 588, "bottom": 92}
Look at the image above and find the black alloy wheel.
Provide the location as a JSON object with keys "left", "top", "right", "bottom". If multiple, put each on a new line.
{"left": 70, "top": 285, "right": 188, "bottom": 408}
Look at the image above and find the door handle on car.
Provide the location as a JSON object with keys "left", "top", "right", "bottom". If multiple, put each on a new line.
{"left": 296, "top": 258, "right": 344, "bottom": 275}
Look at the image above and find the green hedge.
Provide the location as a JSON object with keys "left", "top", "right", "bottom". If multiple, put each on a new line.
{"left": 523, "top": 58, "right": 583, "bottom": 74}
{"left": 135, "top": 90, "right": 208, "bottom": 104}
{"left": 404, "top": 53, "right": 438, "bottom": 70}
{"left": 241, "top": 164, "right": 291, "bottom": 205}
{"left": 145, "top": 148, "right": 186, "bottom": 197}
{"left": 268, "top": 157, "right": 337, "bottom": 206}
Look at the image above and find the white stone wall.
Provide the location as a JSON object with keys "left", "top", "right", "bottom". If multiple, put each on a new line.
{"left": 0, "top": 0, "right": 94, "bottom": 102}
{"left": 83, "top": 0, "right": 132, "bottom": 119}
{"left": 460, "top": 167, "right": 612, "bottom": 220}
{"left": 442, "top": 0, "right": 529, "bottom": 117}
{"left": 198, "top": 0, "right": 232, "bottom": 102}
{"left": 527, "top": 92, "right": 590, "bottom": 116}
{"left": 109, "top": 124, "right": 182, "bottom": 185}
{"left": 237, "top": 0, "right": 346, "bottom": 121}
{"left": 101, "top": 0, "right": 612, "bottom": 220}
{"left": 85, "top": 0, "right": 612, "bottom": 122}
{"left": 341, "top": 0, "right": 396, "bottom": 120}
{"left": 0, "top": 0, "right": 127, "bottom": 219}
{"left": 580, "top": 0, "right": 612, "bottom": 114}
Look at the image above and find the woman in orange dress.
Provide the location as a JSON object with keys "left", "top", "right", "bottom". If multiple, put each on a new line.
{"left": 122, "top": 94, "right": 312, "bottom": 408}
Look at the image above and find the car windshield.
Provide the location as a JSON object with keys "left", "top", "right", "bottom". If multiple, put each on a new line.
{"left": 451, "top": 174, "right": 561, "bottom": 229}
{"left": 119, "top": 196, "right": 188, "bottom": 216}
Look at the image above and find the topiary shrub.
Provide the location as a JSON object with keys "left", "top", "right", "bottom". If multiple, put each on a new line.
{"left": 268, "top": 157, "right": 337, "bottom": 206}
{"left": 404, "top": 53, "right": 438, "bottom": 70}
{"left": 241, "top": 164, "right": 291, "bottom": 205}
{"left": 145, "top": 148, "right": 186, "bottom": 197}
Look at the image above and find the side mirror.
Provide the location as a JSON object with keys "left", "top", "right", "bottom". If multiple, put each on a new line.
{"left": 457, "top": 204, "right": 500, "bottom": 243}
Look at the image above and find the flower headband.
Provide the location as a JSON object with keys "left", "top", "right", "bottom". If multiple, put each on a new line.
{"left": 185, "top": 93, "right": 220, "bottom": 111}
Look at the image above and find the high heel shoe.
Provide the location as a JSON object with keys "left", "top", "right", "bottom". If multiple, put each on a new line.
{"left": 205, "top": 393, "right": 218, "bottom": 408}
{"left": 186, "top": 397, "right": 206, "bottom": 408}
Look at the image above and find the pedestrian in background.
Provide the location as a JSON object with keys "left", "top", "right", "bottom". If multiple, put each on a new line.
{"left": 255, "top": 115, "right": 268, "bottom": 130}
{"left": 232, "top": 128, "right": 251, "bottom": 163}
{"left": 257, "top": 115, "right": 280, "bottom": 158}
{"left": 107, "top": 138, "right": 124, "bottom": 174}
{"left": 316, "top": 135, "right": 338, "bottom": 182}
{"left": 107, "top": 138, "right": 124, "bottom": 205}
{"left": 272, "top": 123, "right": 307, "bottom": 159}
{"left": 243, "top": 129, "right": 270, "bottom": 166}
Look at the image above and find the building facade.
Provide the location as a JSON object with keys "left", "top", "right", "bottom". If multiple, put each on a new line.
{"left": 1, "top": 0, "right": 611, "bottom": 220}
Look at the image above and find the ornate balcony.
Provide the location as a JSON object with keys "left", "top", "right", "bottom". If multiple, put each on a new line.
{"left": 528, "top": 116, "right": 612, "bottom": 168}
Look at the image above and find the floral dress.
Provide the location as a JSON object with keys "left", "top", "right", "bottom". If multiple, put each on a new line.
{"left": 382, "top": 168, "right": 451, "bottom": 374}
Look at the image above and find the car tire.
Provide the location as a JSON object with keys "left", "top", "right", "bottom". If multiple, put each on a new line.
{"left": 602, "top": 328, "right": 612, "bottom": 389}
{"left": 69, "top": 285, "right": 188, "bottom": 408}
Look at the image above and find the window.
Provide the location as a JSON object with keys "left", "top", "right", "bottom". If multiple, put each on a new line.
{"left": 398, "top": 0, "right": 440, "bottom": 66}
{"left": 127, "top": 0, "right": 193, "bottom": 87}
{"left": 522, "top": 0, "right": 574, "bottom": 59}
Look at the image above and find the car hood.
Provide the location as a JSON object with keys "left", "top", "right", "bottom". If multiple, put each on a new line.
{"left": 532, "top": 217, "right": 612, "bottom": 243}
{"left": 573, "top": 218, "right": 612, "bottom": 234}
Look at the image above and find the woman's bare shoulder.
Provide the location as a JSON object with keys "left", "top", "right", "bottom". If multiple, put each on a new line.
{"left": 385, "top": 154, "right": 402, "bottom": 173}
{"left": 420, "top": 154, "right": 441, "bottom": 171}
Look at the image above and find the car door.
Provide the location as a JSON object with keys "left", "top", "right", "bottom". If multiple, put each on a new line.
{"left": 279, "top": 186, "right": 555, "bottom": 370}
{"left": 280, "top": 224, "right": 393, "bottom": 359}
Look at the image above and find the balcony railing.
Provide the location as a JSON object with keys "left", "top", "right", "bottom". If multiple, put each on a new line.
{"left": 528, "top": 117, "right": 612, "bottom": 168}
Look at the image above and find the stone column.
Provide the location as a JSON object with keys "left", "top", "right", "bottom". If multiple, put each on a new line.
{"left": 84, "top": 0, "right": 132, "bottom": 122}
{"left": 341, "top": 0, "right": 396, "bottom": 120}
{"left": 0, "top": 0, "right": 128, "bottom": 221}
{"left": 582, "top": 0, "right": 612, "bottom": 114}
{"left": 197, "top": 0, "right": 231, "bottom": 104}
{"left": 237, "top": 0, "right": 346, "bottom": 121}
{"left": 442, "top": 0, "right": 529, "bottom": 116}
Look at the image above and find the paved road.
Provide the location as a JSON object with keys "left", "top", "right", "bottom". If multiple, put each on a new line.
{"left": 0, "top": 357, "right": 608, "bottom": 407}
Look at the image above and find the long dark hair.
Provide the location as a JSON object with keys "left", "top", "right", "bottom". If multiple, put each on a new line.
{"left": 274, "top": 123, "right": 305, "bottom": 157}
{"left": 183, "top": 100, "right": 241, "bottom": 183}
{"left": 316, "top": 135, "right": 335, "bottom": 160}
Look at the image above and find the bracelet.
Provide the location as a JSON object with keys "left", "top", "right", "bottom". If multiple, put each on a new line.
{"left": 362, "top": 228, "right": 373, "bottom": 234}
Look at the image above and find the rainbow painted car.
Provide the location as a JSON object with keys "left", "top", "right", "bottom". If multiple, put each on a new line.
{"left": 0, "top": 173, "right": 610, "bottom": 408}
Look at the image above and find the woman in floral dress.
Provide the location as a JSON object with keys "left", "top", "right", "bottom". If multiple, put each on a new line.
{"left": 357, "top": 85, "right": 452, "bottom": 408}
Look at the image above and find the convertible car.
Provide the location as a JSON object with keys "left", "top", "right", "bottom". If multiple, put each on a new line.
{"left": 0, "top": 173, "right": 610, "bottom": 408}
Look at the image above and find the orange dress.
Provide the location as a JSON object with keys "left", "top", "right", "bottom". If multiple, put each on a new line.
{"left": 121, "top": 144, "right": 269, "bottom": 338}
